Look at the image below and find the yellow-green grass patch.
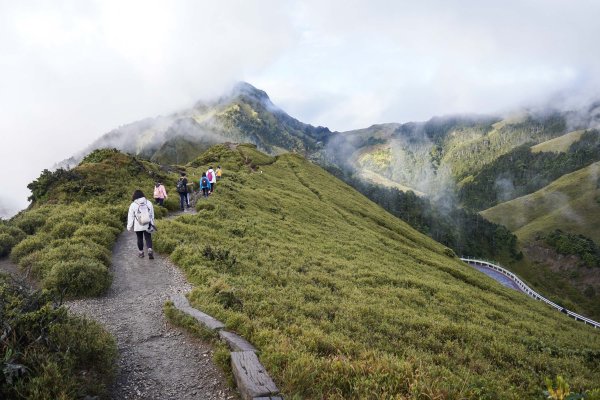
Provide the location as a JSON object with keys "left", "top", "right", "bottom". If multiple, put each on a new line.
{"left": 531, "top": 130, "right": 585, "bottom": 153}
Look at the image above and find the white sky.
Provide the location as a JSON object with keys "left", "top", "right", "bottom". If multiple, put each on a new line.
{"left": 1, "top": 0, "right": 599, "bottom": 217}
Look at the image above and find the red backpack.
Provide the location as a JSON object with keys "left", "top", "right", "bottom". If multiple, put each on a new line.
{"left": 207, "top": 171, "right": 213, "bottom": 181}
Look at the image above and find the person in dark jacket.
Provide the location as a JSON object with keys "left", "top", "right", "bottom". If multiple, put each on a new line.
{"left": 176, "top": 173, "right": 189, "bottom": 211}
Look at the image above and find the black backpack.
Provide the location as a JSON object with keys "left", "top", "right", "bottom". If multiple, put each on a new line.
{"left": 176, "top": 179, "right": 186, "bottom": 193}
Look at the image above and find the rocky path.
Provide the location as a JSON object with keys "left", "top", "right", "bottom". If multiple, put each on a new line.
{"left": 66, "top": 213, "right": 236, "bottom": 400}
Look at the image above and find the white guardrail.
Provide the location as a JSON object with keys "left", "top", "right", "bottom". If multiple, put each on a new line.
{"left": 461, "top": 258, "right": 600, "bottom": 329}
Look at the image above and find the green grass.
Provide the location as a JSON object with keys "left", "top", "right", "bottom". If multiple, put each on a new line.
{"left": 531, "top": 130, "right": 585, "bottom": 153}
{"left": 152, "top": 145, "right": 600, "bottom": 399}
{"left": 481, "top": 161, "right": 600, "bottom": 243}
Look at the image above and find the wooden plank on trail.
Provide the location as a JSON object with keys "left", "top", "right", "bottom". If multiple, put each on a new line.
{"left": 170, "top": 293, "right": 225, "bottom": 330}
{"left": 219, "top": 330, "right": 258, "bottom": 352}
{"left": 231, "top": 351, "right": 279, "bottom": 400}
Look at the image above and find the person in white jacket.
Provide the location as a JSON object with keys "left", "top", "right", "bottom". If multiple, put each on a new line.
{"left": 207, "top": 166, "right": 216, "bottom": 193}
{"left": 127, "top": 190, "right": 156, "bottom": 259}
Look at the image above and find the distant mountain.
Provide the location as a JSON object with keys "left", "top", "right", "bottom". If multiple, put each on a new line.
{"left": 482, "top": 161, "right": 600, "bottom": 243}
{"left": 60, "top": 82, "right": 332, "bottom": 167}
{"left": 479, "top": 161, "right": 600, "bottom": 319}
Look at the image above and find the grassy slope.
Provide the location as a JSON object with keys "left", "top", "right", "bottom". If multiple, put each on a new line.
{"left": 154, "top": 144, "right": 600, "bottom": 399}
{"left": 359, "top": 169, "right": 425, "bottom": 195}
{"left": 531, "top": 130, "right": 585, "bottom": 153}
{"left": 481, "top": 162, "right": 600, "bottom": 243}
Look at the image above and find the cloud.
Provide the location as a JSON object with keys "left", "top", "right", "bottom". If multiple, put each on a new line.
{"left": 253, "top": 0, "right": 600, "bottom": 130}
{"left": 0, "top": 0, "right": 296, "bottom": 217}
{"left": 1, "top": 0, "right": 599, "bottom": 217}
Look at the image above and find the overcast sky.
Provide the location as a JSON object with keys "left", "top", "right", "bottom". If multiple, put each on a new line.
{"left": 1, "top": 0, "right": 599, "bottom": 217}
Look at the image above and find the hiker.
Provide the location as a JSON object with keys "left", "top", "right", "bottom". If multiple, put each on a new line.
{"left": 153, "top": 181, "right": 167, "bottom": 206}
{"left": 199, "top": 172, "right": 211, "bottom": 197}
{"left": 127, "top": 190, "right": 156, "bottom": 259}
{"left": 207, "top": 166, "right": 216, "bottom": 193}
{"left": 216, "top": 166, "right": 222, "bottom": 181}
{"left": 176, "top": 172, "right": 189, "bottom": 210}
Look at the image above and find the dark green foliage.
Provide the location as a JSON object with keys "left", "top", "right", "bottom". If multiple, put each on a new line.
{"left": 203, "top": 245, "right": 237, "bottom": 271}
{"left": 27, "top": 168, "right": 83, "bottom": 202}
{"left": 544, "top": 230, "right": 600, "bottom": 268}
{"left": 0, "top": 224, "right": 26, "bottom": 257}
{"left": 324, "top": 165, "right": 519, "bottom": 259}
{"left": 0, "top": 275, "right": 116, "bottom": 399}
{"left": 80, "top": 148, "right": 121, "bottom": 164}
{"left": 460, "top": 130, "right": 600, "bottom": 210}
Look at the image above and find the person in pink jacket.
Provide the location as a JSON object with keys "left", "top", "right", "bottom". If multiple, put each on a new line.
{"left": 153, "top": 181, "right": 167, "bottom": 206}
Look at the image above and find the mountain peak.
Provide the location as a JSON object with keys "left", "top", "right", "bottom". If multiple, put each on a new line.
{"left": 231, "top": 81, "right": 271, "bottom": 102}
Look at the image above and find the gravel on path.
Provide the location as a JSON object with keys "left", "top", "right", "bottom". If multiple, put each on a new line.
{"left": 67, "top": 223, "right": 237, "bottom": 400}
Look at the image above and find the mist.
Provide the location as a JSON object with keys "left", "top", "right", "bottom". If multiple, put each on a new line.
{"left": 2, "top": 0, "right": 600, "bottom": 218}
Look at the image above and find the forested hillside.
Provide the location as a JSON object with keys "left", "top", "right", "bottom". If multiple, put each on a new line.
{"left": 459, "top": 130, "right": 600, "bottom": 210}
{"left": 324, "top": 165, "right": 519, "bottom": 261}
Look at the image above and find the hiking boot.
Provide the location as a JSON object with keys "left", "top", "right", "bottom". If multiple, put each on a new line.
{"left": 138, "top": 251, "right": 144, "bottom": 258}
{"left": 148, "top": 249, "right": 154, "bottom": 260}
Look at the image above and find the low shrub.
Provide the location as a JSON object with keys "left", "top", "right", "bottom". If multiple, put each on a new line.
{"left": 74, "top": 225, "right": 120, "bottom": 249}
{"left": 45, "top": 207, "right": 86, "bottom": 228}
{"left": 197, "top": 202, "right": 216, "bottom": 211}
{"left": 10, "top": 234, "right": 48, "bottom": 263}
{"left": 154, "top": 235, "right": 178, "bottom": 255}
{"left": 49, "top": 221, "right": 79, "bottom": 239}
{"left": 44, "top": 258, "right": 111, "bottom": 298}
{"left": 12, "top": 208, "right": 48, "bottom": 234}
{"left": 0, "top": 225, "right": 26, "bottom": 257}
{"left": 18, "top": 238, "right": 112, "bottom": 295}
{"left": 0, "top": 275, "right": 116, "bottom": 399}
{"left": 159, "top": 197, "right": 178, "bottom": 212}
{"left": 82, "top": 205, "right": 127, "bottom": 229}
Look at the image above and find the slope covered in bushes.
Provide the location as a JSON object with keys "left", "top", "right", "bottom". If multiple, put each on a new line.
{"left": 3, "top": 148, "right": 179, "bottom": 298}
{"left": 154, "top": 144, "right": 600, "bottom": 399}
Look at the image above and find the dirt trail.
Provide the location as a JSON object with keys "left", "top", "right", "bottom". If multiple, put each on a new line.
{"left": 64, "top": 211, "right": 236, "bottom": 399}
